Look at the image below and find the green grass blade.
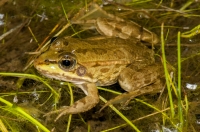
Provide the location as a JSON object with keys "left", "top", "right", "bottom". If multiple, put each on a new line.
{"left": 0, "top": 97, "right": 50, "bottom": 132}
{"left": 100, "top": 96, "right": 141, "bottom": 132}
{"left": 161, "top": 23, "right": 175, "bottom": 118}
{"left": 177, "top": 31, "right": 183, "bottom": 130}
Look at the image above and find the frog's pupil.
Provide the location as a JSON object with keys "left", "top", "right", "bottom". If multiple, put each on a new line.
{"left": 62, "top": 59, "right": 71, "bottom": 67}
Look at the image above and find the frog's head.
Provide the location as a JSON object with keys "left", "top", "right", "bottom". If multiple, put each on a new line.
{"left": 34, "top": 38, "right": 96, "bottom": 84}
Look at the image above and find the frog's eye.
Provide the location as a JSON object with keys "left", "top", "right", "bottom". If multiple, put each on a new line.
{"left": 58, "top": 54, "right": 76, "bottom": 71}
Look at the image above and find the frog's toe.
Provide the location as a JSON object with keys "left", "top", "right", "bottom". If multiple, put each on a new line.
{"left": 44, "top": 106, "right": 68, "bottom": 121}
{"left": 54, "top": 108, "right": 70, "bottom": 122}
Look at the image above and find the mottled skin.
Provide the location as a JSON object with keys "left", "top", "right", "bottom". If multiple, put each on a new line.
{"left": 34, "top": 18, "right": 163, "bottom": 121}
{"left": 96, "top": 18, "right": 159, "bottom": 44}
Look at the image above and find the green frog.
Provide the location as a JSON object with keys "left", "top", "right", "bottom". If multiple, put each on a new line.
{"left": 34, "top": 17, "right": 164, "bottom": 121}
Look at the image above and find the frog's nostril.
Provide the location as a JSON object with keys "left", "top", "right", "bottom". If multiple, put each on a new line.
{"left": 44, "top": 59, "right": 50, "bottom": 64}
{"left": 50, "top": 37, "right": 58, "bottom": 43}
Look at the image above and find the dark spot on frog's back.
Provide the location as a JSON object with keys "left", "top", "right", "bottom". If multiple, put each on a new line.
{"left": 142, "top": 47, "right": 153, "bottom": 56}
{"left": 76, "top": 49, "right": 88, "bottom": 55}
{"left": 144, "top": 78, "right": 152, "bottom": 85}
{"left": 76, "top": 48, "right": 107, "bottom": 55}
{"left": 93, "top": 48, "right": 106, "bottom": 55}
{"left": 113, "top": 49, "right": 126, "bottom": 59}
{"left": 100, "top": 68, "right": 109, "bottom": 73}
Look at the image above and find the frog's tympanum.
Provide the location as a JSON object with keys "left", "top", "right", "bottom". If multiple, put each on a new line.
{"left": 34, "top": 17, "right": 165, "bottom": 120}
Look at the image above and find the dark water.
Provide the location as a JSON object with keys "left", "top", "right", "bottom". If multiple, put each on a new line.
{"left": 1, "top": 0, "right": 200, "bottom": 131}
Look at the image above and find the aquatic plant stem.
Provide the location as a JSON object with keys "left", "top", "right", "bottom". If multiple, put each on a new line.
{"left": 0, "top": 119, "right": 8, "bottom": 132}
{"left": 61, "top": 2, "right": 80, "bottom": 38}
{"left": 161, "top": 23, "right": 175, "bottom": 118}
{"left": 66, "top": 83, "right": 73, "bottom": 132}
{"left": 0, "top": 97, "right": 50, "bottom": 132}
{"left": 100, "top": 96, "right": 141, "bottom": 132}
{"left": 0, "top": 73, "right": 59, "bottom": 99}
{"left": 177, "top": 32, "right": 183, "bottom": 130}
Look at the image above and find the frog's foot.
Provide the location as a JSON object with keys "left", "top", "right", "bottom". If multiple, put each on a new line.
{"left": 45, "top": 83, "right": 99, "bottom": 121}
{"left": 99, "top": 80, "right": 163, "bottom": 112}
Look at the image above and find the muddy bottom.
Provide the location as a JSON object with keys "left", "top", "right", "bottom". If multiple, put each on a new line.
{"left": 1, "top": 0, "right": 200, "bottom": 131}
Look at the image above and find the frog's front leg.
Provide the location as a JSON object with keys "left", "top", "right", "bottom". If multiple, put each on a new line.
{"left": 45, "top": 83, "right": 99, "bottom": 121}
{"left": 100, "top": 63, "right": 164, "bottom": 111}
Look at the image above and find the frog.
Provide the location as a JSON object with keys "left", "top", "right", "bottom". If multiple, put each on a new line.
{"left": 34, "top": 17, "right": 165, "bottom": 121}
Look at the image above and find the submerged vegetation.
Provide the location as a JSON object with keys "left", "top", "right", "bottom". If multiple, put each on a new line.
{"left": 0, "top": 0, "right": 200, "bottom": 131}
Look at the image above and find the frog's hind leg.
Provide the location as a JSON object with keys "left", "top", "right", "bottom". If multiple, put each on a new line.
{"left": 45, "top": 83, "right": 99, "bottom": 121}
{"left": 99, "top": 80, "right": 163, "bottom": 112}
{"left": 118, "top": 63, "right": 164, "bottom": 92}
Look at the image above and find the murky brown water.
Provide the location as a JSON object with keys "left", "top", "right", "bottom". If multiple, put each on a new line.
{"left": 1, "top": 0, "right": 200, "bottom": 131}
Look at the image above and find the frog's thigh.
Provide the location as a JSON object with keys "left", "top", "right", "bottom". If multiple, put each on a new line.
{"left": 118, "top": 63, "right": 163, "bottom": 92}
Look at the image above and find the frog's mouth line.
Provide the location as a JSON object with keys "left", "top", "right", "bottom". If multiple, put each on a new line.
{"left": 35, "top": 66, "right": 95, "bottom": 84}
{"left": 33, "top": 59, "right": 87, "bottom": 83}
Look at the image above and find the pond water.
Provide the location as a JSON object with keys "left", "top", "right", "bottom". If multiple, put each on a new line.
{"left": 1, "top": 0, "right": 200, "bottom": 131}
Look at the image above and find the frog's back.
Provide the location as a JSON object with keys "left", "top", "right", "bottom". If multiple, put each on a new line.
{"left": 62, "top": 37, "right": 154, "bottom": 66}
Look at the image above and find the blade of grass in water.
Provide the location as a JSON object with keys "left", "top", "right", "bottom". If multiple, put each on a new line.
{"left": 0, "top": 73, "right": 59, "bottom": 99}
{"left": 161, "top": 23, "right": 175, "bottom": 118}
{"left": 100, "top": 96, "right": 141, "bottom": 132}
{"left": 66, "top": 83, "right": 73, "bottom": 132}
{"left": 177, "top": 31, "right": 183, "bottom": 130}
{"left": 0, "top": 97, "right": 50, "bottom": 132}
{"left": 61, "top": 2, "right": 80, "bottom": 38}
